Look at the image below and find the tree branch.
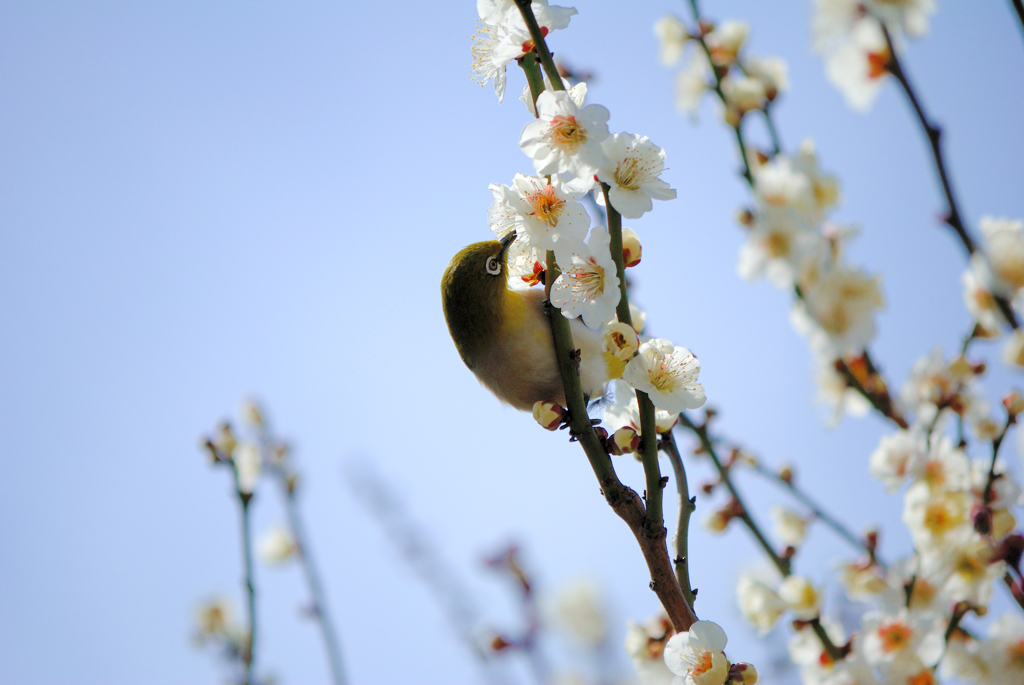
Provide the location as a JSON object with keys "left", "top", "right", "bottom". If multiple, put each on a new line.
{"left": 877, "top": 19, "right": 1019, "bottom": 329}
{"left": 662, "top": 431, "right": 698, "bottom": 608}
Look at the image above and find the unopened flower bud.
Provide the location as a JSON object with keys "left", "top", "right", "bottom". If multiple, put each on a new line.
{"left": 992, "top": 509, "right": 1017, "bottom": 539}
{"left": 655, "top": 410, "right": 679, "bottom": 434}
{"left": 728, "top": 662, "right": 758, "bottom": 685}
{"left": 603, "top": 321, "right": 639, "bottom": 361}
{"left": 621, "top": 228, "right": 642, "bottom": 267}
{"left": 704, "top": 507, "right": 733, "bottom": 534}
{"left": 214, "top": 422, "right": 237, "bottom": 457}
{"left": 1003, "top": 390, "right": 1024, "bottom": 417}
{"left": 948, "top": 356, "right": 973, "bottom": 379}
{"left": 778, "top": 465, "right": 793, "bottom": 484}
{"left": 241, "top": 399, "right": 264, "bottom": 428}
{"left": 532, "top": 401, "right": 565, "bottom": 431}
{"left": 593, "top": 426, "right": 609, "bottom": 443}
{"left": 736, "top": 208, "right": 755, "bottom": 227}
{"left": 723, "top": 104, "right": 743, "bottom": 127}
{"left": 973, "top": 417, "right": 1000, "bottom": 441}
{"left": 609, "top": 426, "right": 641, "bottom": 455}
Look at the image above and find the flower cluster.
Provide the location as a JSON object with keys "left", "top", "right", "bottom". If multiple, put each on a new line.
{"left": 812, "top": 0, "right": 935, "bottom": 111}
{"left": 655, "top": 15, "right": 788, "bottom": 122}
{"left": 962, "top": 217, "right": 1024, "bottom": 364}
{"left": 474, "top": 2, "right": 704, "bottom": 431}
{"left": 656, "top": 17, "right": 885, "bottom": 426}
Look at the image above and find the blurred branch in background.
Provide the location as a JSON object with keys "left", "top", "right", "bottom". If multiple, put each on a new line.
{"left": 343, "top": 460, "right": 508, "bottom": 685}
{"left": 246, "top": 402, "right": 348, "bottom": 685}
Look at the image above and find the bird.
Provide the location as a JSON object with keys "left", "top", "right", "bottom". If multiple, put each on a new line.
{"left": 441, "top": 232, "right": 624, "bottom": 411}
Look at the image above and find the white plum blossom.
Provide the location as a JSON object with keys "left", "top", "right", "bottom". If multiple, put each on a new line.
{"left": 980, "top": 614, "right": 1024, "bottom": 685}
{"left": 550, "top": 227, "right": 621, "bottom": 329}
{"left": 745, "top": 55, "right": 789, "bottom": 99}
{"left": 788, "top": 618, "right": 854, "bottom": 684}
{"left": 603, "top": 380, "right": 678, "bottom": 435}
{"left": 654, "top": 14, "right": 689, "bottom": 67}
{"left": 258, "top": 524, "right": 297, "bottom": 565}
{"left": 792, "top": 265, "right": 884, "bottom": 356}
{"left": 626, "top": 615, "right": 677, "bottom": 685}
{"left": 839, "top": 561, "right": 889, "bottom": 601}
{"left": 899, "top": 348, "right": 982, "bottom": 423}
{"left": 963, "top": 254, "right": 1008, "bottom": 335}
{"left": 597, "top": 133, "right": 677, "bottom": 219}
{"left": 1004, "top": 328, "right": 1024, "bottom": 368}
{"left": 970, "top": 458, "right": 1023, "bottom": 513}
{"left": 721, "top": 76, "right": 767, "bottom": 121}
{"left": 663, "top": 620, "right": 730, "bottom": 685}
{"left": 736, "top": 572, "right": 786, "bottom": 634}
{"left": 477, "top": 0, "right": 576, "bottom": 27}
{"left": 520, "top": 89, "right": 611, "bottom": 178}
{"left": 603, "top": 322, "right": 639, "bottom": 362}
{"left": 472, "top": 0, "right": 578, "bottom": 102}
{"left": 521, "top": 78, "right": 587, "bottom": 117}
{"left": 194, "top": 596, "right": 246, "bottom": 650}
{"left": 926, "top": 530, "right": 1004, "bottom": 609}
{"left": 623, "top": 339, "right": 706, "bottom": 415}
{"left": 902, "top": 481, "right": 970, "bottom": 552}
{"left": 234, "top": 442, "right": 261, "bottom": 494}
{"left": 549, "top": 579, "right": 608, "bottom": 646}
{"left": 778, "top": 575, "right": 821, "bottom": 620}
{"left": 675, "top": 51, "right": 710, "bottom": 116}
{"left": 770, "top": 506, "right": 809, "bottom": 547}
{"left": 704, "top": 21, "right": 749, "bottom": 67}
{"left": 868, "top": 0, "right": 936, "bottom": 38}
{"left": 860, "top": 608, "right": 943, "bottom": 669}
{"left": 737, "top": 206, "right": 817, "bottom": 288}
{"left": 813, "top": 353, "right": 871, "bottom": 426}
{"left": 868, "top": 429, "right": 924, "bottom": 493}
{"left": 792, "top": 140, "right": 841, "bottom": 221}
{"left": 503, "top": 233, "right": 547, "bottom": 289}
{"left": 980, "top": 215, "right": 1024, "bottom": 295}
{"left": 819, "top": 15, "right": 891, "bottom": 112}
{"left": 905, "top": 435, "right": 970, "bottom": 492}
{"left": 498, "top": 174, "right": 590, "bottom": 255}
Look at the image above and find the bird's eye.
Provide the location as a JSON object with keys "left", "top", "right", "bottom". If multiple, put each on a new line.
{"left": 485, "top": 256, "right": 502, "bottom": 275}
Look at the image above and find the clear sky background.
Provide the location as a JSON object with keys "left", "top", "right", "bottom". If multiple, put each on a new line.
{"left": 2, "top": 2, "right": 1023, "bottom": 684}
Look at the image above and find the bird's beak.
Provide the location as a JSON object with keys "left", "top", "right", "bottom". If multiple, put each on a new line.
{"left": 499, "top": 231, "right": 516, "bottom": 260}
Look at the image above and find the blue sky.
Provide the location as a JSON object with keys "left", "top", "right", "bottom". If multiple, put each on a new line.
{"left": 1, "top": 2, "right": 1023, "bottom": 684}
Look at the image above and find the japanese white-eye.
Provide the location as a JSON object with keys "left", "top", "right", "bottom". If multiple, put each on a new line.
{"left": 441, "top": 233, "right": 624, "bottom": 410}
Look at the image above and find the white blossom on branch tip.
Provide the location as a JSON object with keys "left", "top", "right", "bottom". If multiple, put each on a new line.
{"left": 622, "top": 339, "right": 706, "bottom": 415}
{"left": 499, "top": 174, "right": 589, "bottom": 254}
{"left": 258, "top": 524, "right": 297, "bottom": 565}
{"left": 663, "top": 620, "right": 730, "bottom": 685}
{"left": 520, "top": 90, "right": 611, "bottom": 178}
{"left": 597, "top": 133, "right": 677, "bottom": 219}
{"left": 549, "top": 227, "right": 621, "bottom": 329}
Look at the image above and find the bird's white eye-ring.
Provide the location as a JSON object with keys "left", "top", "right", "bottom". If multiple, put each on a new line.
{"left": 485, "top": 256, "right": 502, "bottom": 275}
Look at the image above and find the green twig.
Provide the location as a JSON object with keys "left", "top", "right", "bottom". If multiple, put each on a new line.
{"left": 876, "top": 19, "right": 1019, "bottom": 329}
{"left": 513, "top": 0, "right": 565, "bottom": 89}
{"left": 676, "top": 412, "right": 844, "bottom": 662}
{"left": 663, "top": 431, "right": 698, "bottom": 608}
{"left": 602, "top": 182, "right": 666, "bottom": 533}
{"left": 229, "top": 464, "right": 257, "bottom": 685}
{"left": 745, "top": 460, "right": 887, "bottom": 569}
